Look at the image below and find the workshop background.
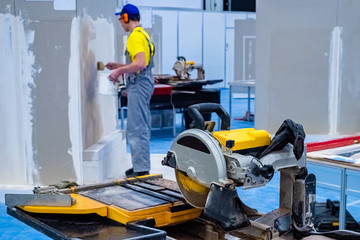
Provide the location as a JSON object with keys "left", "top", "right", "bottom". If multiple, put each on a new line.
{"left": 1, "top": 0, "right": 360, "bottom": 239}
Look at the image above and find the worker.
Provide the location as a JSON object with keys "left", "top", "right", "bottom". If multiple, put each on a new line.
{"left": 106, "top": 4, "right": 155, "bottom": 178}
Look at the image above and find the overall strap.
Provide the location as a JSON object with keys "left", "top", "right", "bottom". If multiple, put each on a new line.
{"left": 135, "top": 29, "right": 155, "bottom": 58}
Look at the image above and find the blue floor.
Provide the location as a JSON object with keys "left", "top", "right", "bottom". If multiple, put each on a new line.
{"left": 0, "top": 203, "right": 51, "bottom": 240}
{"left": 2, "top": 88, "right": 360, "bottom": 239}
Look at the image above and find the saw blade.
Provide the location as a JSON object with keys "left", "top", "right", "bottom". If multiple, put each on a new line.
{"left": 175, "top": 169, "right": 210, "bottom": 209}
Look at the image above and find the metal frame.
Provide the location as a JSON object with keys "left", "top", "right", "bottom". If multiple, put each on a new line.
{"left": 228, "top": 80, "right": 255, "bottom": 119}
{"left": 308, "top": 161, "right": 356, "bottom": 230}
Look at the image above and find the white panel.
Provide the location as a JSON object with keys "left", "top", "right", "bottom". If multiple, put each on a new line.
{"left": 139, "top": 8, "right": 153, "bottom": 29}
{"left": 247, "top": 13, "right": 256, "bottom": 20}
{"left": 225, "top": 12, "right": 256, "bottom": 86}
{"left": 225, "top": 29, "right": 235, "bottom": 85}
{"left": 178, "top": 11, "right": 202, "bottom": 67}
{"left": 153, "top": 10, "right": 178, "bottom": 74}
{"left": 83, "top": 130, "right": 129, "bottom": 184}
{"left": 53, "top": 0, "right": 75, "bottom": 10}
{"left": 0, "top": 13, "right": 34, "bottom": 185}
{"left": 255, "top": 0, "right": 338, "bottom": 134}
{"left": 124, "top": 0, "right": 202, "bottom": 10}
{"left": 226, "top": 12, "right": 247, "bottom": 27}
{"left": 203, "top": 12, "right": 225, "bottom": 86}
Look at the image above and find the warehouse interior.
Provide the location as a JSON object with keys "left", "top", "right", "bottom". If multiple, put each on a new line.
{"left": 1, "top": 0, "right": 360, "bottom": 239}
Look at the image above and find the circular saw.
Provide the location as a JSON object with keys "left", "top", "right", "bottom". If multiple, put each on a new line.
{"left": 162, "top": 103, "right": 272, "bottom": 209}
{"left": 162, "top": 103, "right": 316, "bottom": 234}
{"left": 172, "top": 56, "right": 195, "bottom": 80}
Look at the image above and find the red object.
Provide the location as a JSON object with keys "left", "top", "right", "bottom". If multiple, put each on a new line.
{"left": 153, "top": 84, "right": 173, "bottom": 96}
{"left": 306, "top": 135, "right": 360, "bottom": 152}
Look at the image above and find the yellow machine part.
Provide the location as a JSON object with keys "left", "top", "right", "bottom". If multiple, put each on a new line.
{"left": 20, "top": 184, "right": 202, "bottom": 228}
{"left": 212, "top": 128, "right": 271, "bottom": 151}
{"left": 21, "top": 194, "right": 108, "bottom": 216}
{"left": 108, "top": 203, "right": 201, "bottom": 227}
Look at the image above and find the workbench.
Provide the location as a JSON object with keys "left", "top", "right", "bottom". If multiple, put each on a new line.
{"left": 119, "top": 79, "right": 222, "bottom": 134}
{"left": 307, "top": 135, "right": 360, "bottom": 230}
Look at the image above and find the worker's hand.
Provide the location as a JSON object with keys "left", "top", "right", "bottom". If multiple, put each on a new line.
{"left": 106, "top": 62, "right": 119, "bottom": 70}
{"left": 109, "top": 69, "right": 122, "bottom": 84}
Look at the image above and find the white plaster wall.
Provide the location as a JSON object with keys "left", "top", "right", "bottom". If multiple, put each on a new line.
{"left": 256, "top": 0, "right": 360, "bottom": 135}
{"left": 0, "top": 0, "right": 123, "bottom": 186}
{"left": 69, "top": 12, "right": 117, "bottom": 147}
{"left": 0, "top": 10, "right": 38, "bottom": 185}
{"left": 69, "top": 10, "right": 119, "bottom": 183}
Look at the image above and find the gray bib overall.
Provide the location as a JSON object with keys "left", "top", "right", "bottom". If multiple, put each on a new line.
{"left": 125, "top": 29, "right": 155, "bottom": 173}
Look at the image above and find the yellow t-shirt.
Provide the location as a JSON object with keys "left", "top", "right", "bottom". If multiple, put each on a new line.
{"left": 126, "top": 27, "right": 154, "bottom": 66}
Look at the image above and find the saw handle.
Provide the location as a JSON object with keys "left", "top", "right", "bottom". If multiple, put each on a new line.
{"left": 177, "top": 56, "right": 186, "bottom": 61}
{"left": 187, "top": 103, "right": 230, "bottom": 130}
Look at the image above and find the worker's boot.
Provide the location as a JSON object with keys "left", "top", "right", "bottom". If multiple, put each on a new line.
{"left": 125, "top": 168, "right": 150, "bottom": 178}
{"left": 125, "top": 168, "right": 134, "bottom": 176}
